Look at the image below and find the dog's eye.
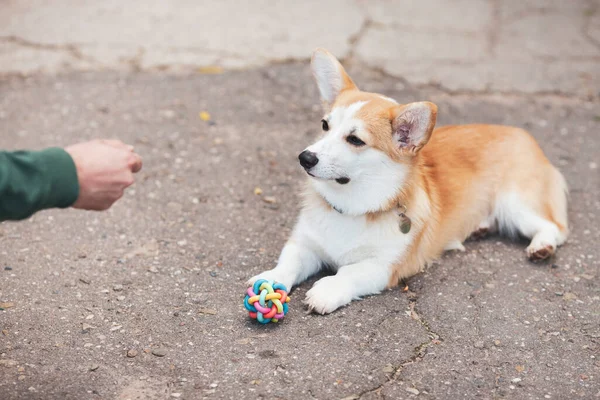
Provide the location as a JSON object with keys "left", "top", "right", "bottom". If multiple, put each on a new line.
{"left": 346, "top": 135, "right": 366, "bottom": 147}
{"left": 321, "top": 119, "right": 329, "bottom": 131}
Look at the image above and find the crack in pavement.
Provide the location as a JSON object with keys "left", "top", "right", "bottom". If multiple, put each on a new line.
{"left": 345, "top": 18, "right": 378, "bottom": 62}
{"left": 486, "top": 0, "right": 502, "bottom": 57}
{"left": 0, "top": 35, "right": 99, "bottom": 64}
{"left": 347, "top": 58, "right": 597, "bottom": 101}
{"left": 1, "top": 31, "right": 597, "bottom": 101}
{"left": 356, "top": 292, "right": 443, "bottom": 399}
{"left": 582, "top": 3, "right": 600, "bottom": 52}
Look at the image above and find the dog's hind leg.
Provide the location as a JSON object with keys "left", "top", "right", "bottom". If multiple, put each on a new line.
{"left": 444, "top": 240, "right": 465, "bottom": 252}
{"left": 470, "top": 214, "right": 497, "bottom": 240}
{"left": 494, "top": 167, "right": 568, "bottom": 261}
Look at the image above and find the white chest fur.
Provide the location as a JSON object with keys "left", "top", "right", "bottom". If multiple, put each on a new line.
{"left": 293, "top": 206, "right": 412, "bottom": 269}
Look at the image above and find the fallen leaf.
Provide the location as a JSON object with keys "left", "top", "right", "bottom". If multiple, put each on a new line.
{"left": 0, "top": 302, "right": 15, "bottom": 309}
{"left": 199, "top": 111, "right": 211, "bottom": 121}
{"left": 198, "top": 66, "right": 224, "bottom": 74}
{"left": 515, "top": 364, "right": 525, "bottom": 373}
{"left": 262, "top": 196, "right": 277, "bottom": 204}
{"left": 198, "top": 308, "right": 218, "bottom": 315}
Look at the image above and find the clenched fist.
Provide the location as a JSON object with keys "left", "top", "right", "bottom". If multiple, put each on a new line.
{"left": 65, "top": 139, "right": 142, "bottom": 211}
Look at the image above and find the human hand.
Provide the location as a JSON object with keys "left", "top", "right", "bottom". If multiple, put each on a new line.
{"left": 65, "top": 139, "right": 142, "bottom": 211}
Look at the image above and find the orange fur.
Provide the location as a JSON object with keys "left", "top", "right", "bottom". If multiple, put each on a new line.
{"left": 383, "top": 124, "right": 569, "bottom": 285}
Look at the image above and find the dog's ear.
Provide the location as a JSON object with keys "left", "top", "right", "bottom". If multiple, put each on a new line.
{"left": 311, "top": 48, "right": 357, "bottom": 108}
{"left": 390, "top": 102, "right": 437, "bottom": 155}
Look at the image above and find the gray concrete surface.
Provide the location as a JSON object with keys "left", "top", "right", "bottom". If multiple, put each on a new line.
{"left": 1, "top": 0, "right": 600, "bottom": 97}
{"left": 1, "top": 65, "right": 599, "bottom": 400}
{"left": 1, "top": 1, "right": 599, "bottom": 400}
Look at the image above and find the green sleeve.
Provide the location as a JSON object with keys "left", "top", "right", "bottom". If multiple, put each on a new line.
{"left": 0, "top": 148, "right": 80, "bottom": 221}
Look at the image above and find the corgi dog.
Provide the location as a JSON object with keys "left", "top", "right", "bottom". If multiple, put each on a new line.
{"left": 249, "top": 48, "right": 569, "bottom": 314}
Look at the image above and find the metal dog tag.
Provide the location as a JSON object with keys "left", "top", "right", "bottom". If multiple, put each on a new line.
{"left": 397, "top": 204, "right": 411, "bottom": 234}
{"left": 399, "top": 213, "right": 412, "bottom": 234}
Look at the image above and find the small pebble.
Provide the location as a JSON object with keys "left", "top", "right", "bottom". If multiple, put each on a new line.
{"left": 4, "top": 266, "right": 12, "bottom": 271}
{"left": 474, "top": 340, "right": 485, "bottom": 349}
{"left": 382, "top": 365, "right": 395, "bottom": 374}
{"left": 117, "top": 296, "right": 126, "bottom": 301}
{"left": 127, "top": 349, "right": 138, "bottom": 358}
{"left": 89, "top": 365, "right": 99, "bottom": 371}
{"left": 494, "top": 340, "right": 501, "bottom": 347}
{"left": 405, "top": 387, "right": 420, "bottom": 395}
{"left": 152, "top": 348, "right": 167, "bottom": 357}
{"left": 171, "top": 394, "right": 182, "bottom": 398}
{"left": 113, "top": 284, "right": 124, "bottom": 292}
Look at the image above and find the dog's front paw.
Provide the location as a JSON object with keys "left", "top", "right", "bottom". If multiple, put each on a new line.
{"left": 247, "top": 269, "right": 293, "bottom": 291}
{"left": 304, "top": 276, "right": 353, "bottom": 314}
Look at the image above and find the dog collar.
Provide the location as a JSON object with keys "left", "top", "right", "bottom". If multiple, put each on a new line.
{"left": 326, "top": 199, "right": 411, "bottom": 234}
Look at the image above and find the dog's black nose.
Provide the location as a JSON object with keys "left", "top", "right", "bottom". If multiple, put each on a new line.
{"left": 298, "top": 150, "right": 319, "bottom": 169}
